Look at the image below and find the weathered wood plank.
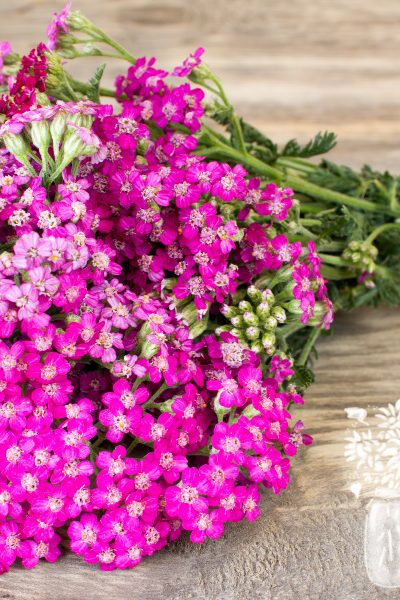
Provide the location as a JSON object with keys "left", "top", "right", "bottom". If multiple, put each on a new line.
{"left": 1, "top": 1, "right": 400, "bottom": 598}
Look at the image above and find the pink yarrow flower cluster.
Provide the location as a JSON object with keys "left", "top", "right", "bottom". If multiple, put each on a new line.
{"left": 0, "top": 34, "right": 330, "bottom": 574}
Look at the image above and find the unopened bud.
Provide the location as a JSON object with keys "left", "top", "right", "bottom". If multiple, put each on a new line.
{"left": 286, "top": 299, "right": 302, "bottom": 315}
{"left": 221, "top": 304, "right": 239, "bottom": 319}
{"left": 250, "top": 341, "right": 263, "bottom": 354}
{"left": 243, "top": 311, "right": 259, "bottom": 326}
{"left": 230, "top": 315, "right": 244, "bottom": 328}
{"left": 262, "top": 331, "right": 276, "bottom": 351}
{"left": 140, "top": 339, "right": 159, "bottom": 360}
{"left": 245, "top": 326, "right": 261, "bottom": 341}
{"left": 214, "top": 396, "right": 230, "bottom": 421}
{"left": 256, "top": 301, "right": 270, "bottom": 319}
{"left": 189, "top": 318, "right": 209, "bottom": 339}
{"left": 247, "top": 285, "right": 263, "bottom": 304}
{"left": 271, "top": 306, "right": 286, "bottom": 323}
{"left": 261, "top": 289, "right": 275, "bottom": 304}
{"left": 65, "top": 314, "right": 81, "bottom": 324}
{"left": 30, "top": 120, "right": 51, "bottom": 157}
{"left": 3, "top": 133, "right": 33, "bottom": 171}
{"left": 264, "top": 316, "right": 278, "bottom": 330}
{"left": 238, "top": 300, "right": 253, "bottom": 313}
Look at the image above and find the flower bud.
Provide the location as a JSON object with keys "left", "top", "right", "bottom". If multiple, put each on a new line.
{"left": 256, "top": 301, "right": 270, "bottom": 319}
{"left": 271, "top": 306, "right": 286, "bottom": 323}
{"left": 215, "top": 326, "right": 232, "bottom": 336}
{"left": 247, "top": 285, "right": 263, "bottom": 304}
{"left": 65, "top": 314, "right": 81, "bottom": 324}
{"left": 189, "top": 318, "right": 209, "bottom": 339}
{"left": 50, "top": 110, "right": 68, "bottom": 153}
{"left": 2, "top": 133, "right": 33, "bottom": 172}
{"left": 230, "top": 315, "right": 244, "bottom": 328}
{"left": 261, "top": 289, "right": 275, "bottom": 304}
{"left": 264, "top": 316, "right": 278, "bottom": 330}
{"left": 159, "top": 398, "right": 175, "bottom": 414}
{"left": 238, "top": 300, "right": 253, "bottom": 313}
{"left": 221, "top": 304, "right": 239, "bottom": 319}
{"left": 241, "top": 404, "right": 261, "bottom": 419}
{"left": 30, "top": 120, "right": 51, "bottom": 156}
{"left": 349, "top": 240, "right": 360, "bottom": 251}
{"left": 243, "top": 311, "right": 259, "bottom": 326}
{"left": 286, "top": 299, "right": 302, "bottom": 315}
{"left": 230, "top": 328, "right": 244, "bottom": 340}
{"left": 180, "top": 303, "right": 198, "bottom": 326}
{"left": 214, "top": 396, "right": 231, "bottom": 421}
{"left": 140, "top": 339, "right": 159, "bottom": 360}
{"left": 245, "top": 326, "right": 261, "bottom": 341}
{"left": 138, "top": 322, "right": 151, "bottom": 341}
{"left": 250, "top": 341, "right": 263, "bottom": 354}
{"left": 262, "top": 331, "right": 276, "bottom": 351}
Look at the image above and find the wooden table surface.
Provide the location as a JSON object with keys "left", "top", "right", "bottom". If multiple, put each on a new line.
{"left": 2, "top": 1, "right": 400, "bottom": 598}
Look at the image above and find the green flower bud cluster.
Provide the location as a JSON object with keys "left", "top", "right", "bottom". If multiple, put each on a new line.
{"left": 220, "top": 286, "right": 287, "bottom": 355}
{"left": 342, "top": 240, "right": 378, "bottom": 273}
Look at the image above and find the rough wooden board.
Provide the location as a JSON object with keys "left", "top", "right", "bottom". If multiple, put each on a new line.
{"left": 2, "top": 1, "right": 400, "bottom": 598}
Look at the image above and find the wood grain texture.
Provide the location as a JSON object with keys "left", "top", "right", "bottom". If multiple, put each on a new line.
{"left": 1, "top": 1, "right": 400, "bottom": 598}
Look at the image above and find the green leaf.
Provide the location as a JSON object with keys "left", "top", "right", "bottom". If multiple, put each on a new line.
{"left": 294, "top": 365, "right": 315, "bottom": 389}
{"left": 282, "top": 131, "right": 336, "bottom": 159}
{"left": 86, "top": 64, "right": 106, "bottom": 102}
{"left": 309, "top": 160, "right": 363, "bottom": 195}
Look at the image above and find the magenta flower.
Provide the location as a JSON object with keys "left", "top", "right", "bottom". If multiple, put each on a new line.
{"left": 183, "top": 509, "right": 224, "bottom": 544}
{"left": 5, "top": 283, "right": 39, "bottom": 320}
{"left": 212, "top": 163, "right": 247, "bottom": 202}
{"left": 68, "top": 514, "right": 100, "bottom": 555}
{"left": 99, "top": 404, "right": 142, "bottom": 443}
{"left": 0, "top": 521, "right": 25, "bottom": 570}
{"left": 26, "top": 352, "right": 70, "bottom": 384}
{"left": 211, "top": 422, "right": 250, "bottom": 465}
{"left": 47, "top": 2, "right": 71, "bottom": 50}
{"left": 165, "top": 467, "right": 208, "bottom": 519}
{"left": 255, "top": 184, "right": 293, "bottom": 221}
{"left": 200, "top": 453, "right": 239, "bottom": 497}
{"left": 172, "top": 47, "right": 205, "bottom": 77}
{"left": 20, "top": 536, "right": 61, "bottom": 569}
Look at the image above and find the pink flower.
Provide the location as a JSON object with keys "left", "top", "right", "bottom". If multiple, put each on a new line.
{"left": 5, "top": 283, "right": 39, "bottom": 320}
{"left": 47, "top": 2, "right": 71, "bottom": 50}
{"left": 172, "top": 47, "right": 204, "bottom": 77}
{"left": 12, "top": 232, "right": 48, "bottom": 269}
{"left": 20, "top": 536, "right": 61, "bottom": 569}
{"left": 68, "top": 514, "right": 100, "bottom": 555}
{"left": 165, "top": 467, "right": 208, "bottom": 519}
{"left": 0, "top": 521, "right": 25, "bottom": 570}
{"left": 183, "top": 509, "right": 224, "bottom": 544}
{"left": 256, "top": 184, "right": 293, "bottom": 221}
{"left": 212, "top": 163, "right": 247, "bottom": 202}
{"left": 99, "top": 404, "right": 142, "bottom": 443}
{"left": 26, "top": 352, "right": 70, "bottom": 384}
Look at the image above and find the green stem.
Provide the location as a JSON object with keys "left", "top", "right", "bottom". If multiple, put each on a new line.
{"left": 207, "top": 75, "right": 247, "bottom": 154}
{"left": 80, "top": 21, "right": 137, "bottom": 64}
{"left": 365, "top": 223, "right": 400, "bottom": 245}
{"left": 299, "top": 218, "right": 322, "bottom": 227}
{"left": 126, "top": 439, "right": 139, "bottom": 456}
{"left": 69, "top": 77, "right": 116, "bottom": 98}
{"left": 320, "top": 264, "right": 356, "bottom": 280}
{"left": 297, "top": 328, "right": 321, "bottom": 366}
{"left": 319, "top": 253, "right": 349, "bottom": 267}
{"left": 276, "top": 157, "right": 316, "bottom": 174}
{"left": 142, "top": 383, "right": 168, "bottom": 409}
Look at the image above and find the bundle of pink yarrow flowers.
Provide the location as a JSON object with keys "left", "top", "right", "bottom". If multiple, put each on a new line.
{"left": 0, "top": 15, "right": 332, "bottom": 573}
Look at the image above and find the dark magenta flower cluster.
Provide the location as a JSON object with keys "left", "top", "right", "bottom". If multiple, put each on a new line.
{"left": 0, "top": 28, "right": 331, "bottom": 573}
